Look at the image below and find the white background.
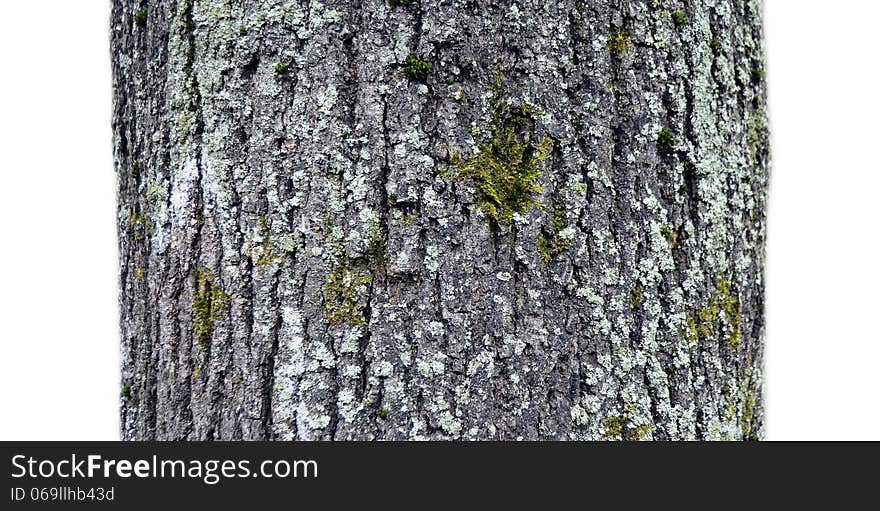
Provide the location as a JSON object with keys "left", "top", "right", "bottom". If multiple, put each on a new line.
{"left": 0, "top": 1, "right": 877, "bottom": 440}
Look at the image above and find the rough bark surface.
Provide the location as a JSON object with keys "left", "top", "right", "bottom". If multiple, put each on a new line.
{"left": 113, "top": 0, "right": 769, "bottom": 440}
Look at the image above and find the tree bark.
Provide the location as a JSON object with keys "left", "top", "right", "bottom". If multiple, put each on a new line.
{"left": 113, "top": 0, "right": 769, "bottom": 440}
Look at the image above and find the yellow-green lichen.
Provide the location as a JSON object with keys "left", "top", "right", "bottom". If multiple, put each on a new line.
{"left": 684, "top": 278, "right": 743, "bottom": 349}
{"left": 747, "top": 109, "right": 768, "bottom": 163}
{"left": 250, "top": 217, "right": 278, "bottom": 274}
{"left": 660, "top": 224, "right": 678, "bottom": 247}
{"left": 724, "top": 403, "right": 737, "bottom": 422}
{"left": 366, "top": 223, "right": 388, "bottom": 267}
{"left": 629, "top": 424, "right": 652, "bottom": 440}
{"left": 450, "top": 86, "right": 466, "bottom": 102}
{"left": 449, "top": 70, "right": 552, "bottom": 224}
{"left": 402, "top": 212, "right": 419, "bottom": 227}
{"left": 121, "top": 384, "right": 132, "bottom": 398}
{"left": 128, "top": 208, "right": 152, "bottom": 241}
{"left": 753, "top": 67, "right": 766, "bottom": 82}
{"left": 607, "top": 30, "right": 631, "bottom": 54}
{"left": 602, "top": 406, "right": 652, "bottom": 441}
{"left": 741, "top": 387, "right": 758, "bottom": 440}
{"left": 629, "top": 283, "right": 645, "bottom": 309}
{"left": 145, "top": 178, "right": 163, "bottom": 204}
{"left": 602, "top": 415, "right": 626, "bottom": 439}
{"left": 254, "top": 239, "right": 277, "bottom": 270}
{"left": 192, "top": 268, "right": 230, "bottom": 350}
{"left": 134, "top": 9, "right": 147, "bottom": 27}
{"left": 657, "top": 127, "right": 676, "bottom": 153}
{"left": 672, "top": 11, "right": 687, "bottom": 26}
{"left": 323, "top": 256, "right": 373, "bottom": 327}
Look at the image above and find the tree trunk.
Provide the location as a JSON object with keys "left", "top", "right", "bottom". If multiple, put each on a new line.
{"left": 113, "top": 0, "right": 768, "bottom": 441}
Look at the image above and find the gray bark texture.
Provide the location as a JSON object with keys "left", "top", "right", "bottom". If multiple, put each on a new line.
{"left": 113, "top": 0, "right": 769, "bottom": 440}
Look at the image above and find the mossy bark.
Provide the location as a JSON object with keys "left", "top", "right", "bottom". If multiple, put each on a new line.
{"left": 113, "top": 0, "right": 768, "bottom": 440}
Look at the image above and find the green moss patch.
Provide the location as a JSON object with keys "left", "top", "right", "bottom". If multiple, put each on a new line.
{"left": 657, "top": 127, "right": 676, "bottom": 153}
{"left": 134, "top": 10, "right": 147, "bottom": 27}
{"left": 607, "top": 30, "right": 631, "bottom": 54}
{"left": 192, "top": 268, "right": 229, "bottom": 350}
{"left": 537, "top": 208, "right": 572, "bottom": 263}
{"left": 128, "top": 208, "right": 152, "bottom": 241}
{"left": 660, "top": 224, "right": 678, "bottom": 247}
{"left": 401, "top": 56, "right": 431, "bottom": 81}
{"left": 672, "top": 11, "right": 687, "bottom": 26}
{"left": 602, "top": 406, "right": 652, "bottom": 440}
{"left": 629, "top": 283, "right": 646, "bottom": 309}
{"left": 684, "top": 278, "right": 743, "bottom": 349}
{"left": 323, "top": 256, "right": 373, "bottom": 327}
{"left": 450, "top": 70, "right": 552, "bottom": 224}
